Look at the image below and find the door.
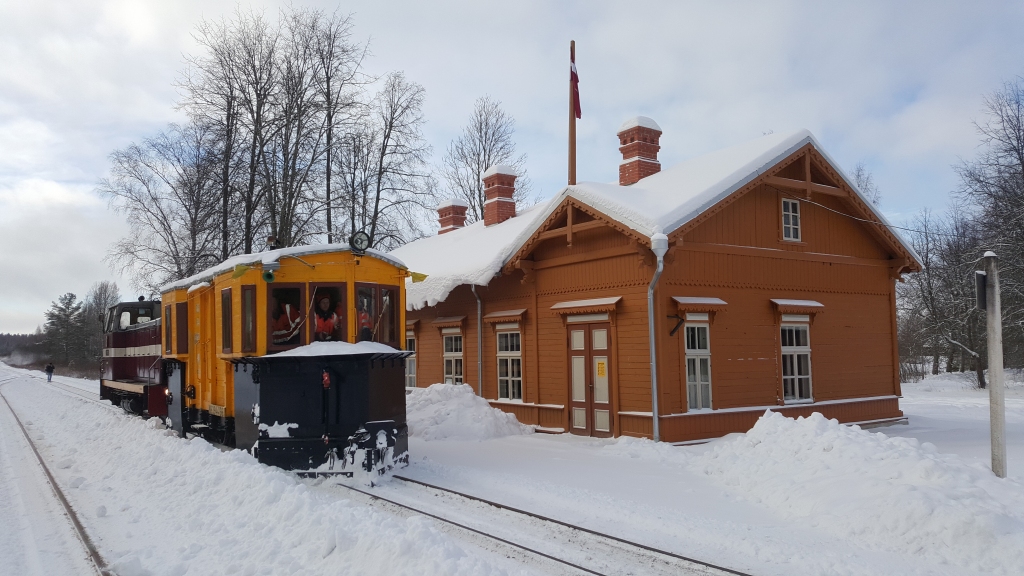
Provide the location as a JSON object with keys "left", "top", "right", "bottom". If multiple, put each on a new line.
{"left": 567, "top": 323, "right": 613, "bottom": 437}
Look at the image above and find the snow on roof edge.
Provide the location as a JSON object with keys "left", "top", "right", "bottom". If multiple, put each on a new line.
{"left": 618, "top": 116, "right": 662, "bottom": 132}
{"left": 481, "top": 164, "right": 517, "bottom": 179}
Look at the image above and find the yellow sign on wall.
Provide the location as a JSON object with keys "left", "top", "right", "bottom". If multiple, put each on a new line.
{"left": 596, "top": 361, "right": 606, "bottom": 377}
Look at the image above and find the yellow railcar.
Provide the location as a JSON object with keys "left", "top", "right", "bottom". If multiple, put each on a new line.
{"left": 159, "top": 243, "right": 409, "bottom": 468}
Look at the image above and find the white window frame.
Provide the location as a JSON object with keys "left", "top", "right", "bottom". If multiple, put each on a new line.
{"left": 684, "top": 323, "right": 712, "bottom": 411}
{"left": 443, "top": 333, "right": 464, "bottom": 384}
{"left": 405, "top": 330, "right": 417, "bottom": 388}
{"left": 496, "top": 330, "right": 522, "bottom": 401}
{"left": 780, "top": 323, "right": 813, "bottom": 403}
{"left": 782, "top": 198, "right": 801, "bottom": 242}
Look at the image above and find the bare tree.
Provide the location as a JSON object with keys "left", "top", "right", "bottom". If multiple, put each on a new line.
{"left": 101, "top": 121, "right": 222, "bottom": 293}
{"left": 441, "top": 96, "right": 532, "bottom": 222}
{"left": 80, "top": 281, "right": 121, "bottom": 365}
{"left": 850, "top": 162, "right": 882, "bottom": 206}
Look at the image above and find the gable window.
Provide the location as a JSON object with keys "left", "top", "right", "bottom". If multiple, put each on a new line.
{"left": 782, "top": 198, "right": 801, "bottom": 241}
{"left": 781, "top": 323, "right": 812, "bottom": 402}
{"left": 497, "top": 329, "right": 522, "bottom": 400}
{"left": 405, "top": 331, "right": 417, "bottom": 388}
{"left": 443, "top": 330, "right": 464, "bottom": 384}
{"left": 685, "top": 322, "right": 711, "bottom": 410}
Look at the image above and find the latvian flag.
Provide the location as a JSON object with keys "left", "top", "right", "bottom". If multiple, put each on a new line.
{"left": 571, "top": 52, "right": 581, "bottom": 119}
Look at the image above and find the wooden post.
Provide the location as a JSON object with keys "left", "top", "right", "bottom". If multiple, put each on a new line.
{"left": 983, "top": 251, "right": 1007, "bottom": 478}
{"left": 569, "top": 40, "right": 577, "bottom": 186}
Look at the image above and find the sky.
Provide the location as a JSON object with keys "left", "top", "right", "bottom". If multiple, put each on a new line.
{"left": 2, "top": 0, "right": 1024, "bottom": 333}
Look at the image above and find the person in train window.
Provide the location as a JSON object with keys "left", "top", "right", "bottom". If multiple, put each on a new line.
{"left": 271, "top": 295, "right": 302, "bottom": 345}
{"left": 357, "top": 292, "right": 374, "bottom": 342}
{"left": 313, "top": 294, "right": 342, "bottom": 341}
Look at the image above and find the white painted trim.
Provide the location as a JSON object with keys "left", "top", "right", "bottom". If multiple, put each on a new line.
{"left": 441, "top": 327, "right": 461, "bottom": 335}
{"left": 660, "top": 395, "right": 899, "bottom": 418}
{"left": 483, "top": 196, "right": 516, "bottom": 205}
{"left": 567, "top": 313, "right": 609, "bottom": 323}
{"left": 618, "top": 411, "right": 653, "bottom": 417}
{"left": 490, "top": 399, "right": 565, "bottom": 410}
{"left": 781, "top": 314, "right": 810, "bottom": 322}
{"left": 618, "top": 156, "right": 661, "bottom": 166}
{"left": 685, "top": 312, "right": 709, "bottom": 321}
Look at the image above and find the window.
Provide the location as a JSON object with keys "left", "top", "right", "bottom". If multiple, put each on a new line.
{"left": 164, "top": 305, "right": 172, "bottom": 354}
{"left": 241, "top": 285, "right": 256, "bottom": 353}
{"left": 221, "top": 288, "right": 233, "bottom": 353}
{"left": 405, "top": 331, "right": 417, "bottom": 388}
{"left": 781, "top": 325, "right": 812, "bottom": 402}
{"left": 175, "top": 302, "right": 189, "bottom": 353}
{"left": 782, "top": 198, "right": 801, "bottom": 241}
{"left": 685, "top": 324, "right": 711, "bottom": 410}
{"left": 268, "top": 285, "right": 304, "bottom": 349}
{"left": 311, "top": 285, "right": 347, "bottom": 343}
{"left": 355, "top": 283, "right": 401, "bottom": 348}
{"left": 443, "top": 333, "right": 463, "bottom": 384}
{"left": 497, "top": 331, "right": 522, "bottom": 400}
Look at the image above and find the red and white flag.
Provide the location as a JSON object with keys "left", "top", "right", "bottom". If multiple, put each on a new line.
{"left": 571, "top": 51, "right": 581, "bottom": 119}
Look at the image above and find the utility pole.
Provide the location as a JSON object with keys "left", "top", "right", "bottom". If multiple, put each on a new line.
{"left": 978, "top": 251, "right": 1007, "bottom": 478}
{"left": 568, "top": 40, "right": 577, "bottom": 186}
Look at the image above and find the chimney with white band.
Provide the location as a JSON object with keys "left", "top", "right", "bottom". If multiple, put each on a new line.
{"left": 617, "top": 116, "right": 662, "bottom": 186}
{"left": 437, "top": 199, "right": 469, "bottom": 234}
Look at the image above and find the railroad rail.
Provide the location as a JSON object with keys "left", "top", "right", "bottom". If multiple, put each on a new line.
{"left": 332, "top": 475, "right": 754, "bottom": 576}
{"left": 0, "top": 379, "right": 114, "bottom": 576}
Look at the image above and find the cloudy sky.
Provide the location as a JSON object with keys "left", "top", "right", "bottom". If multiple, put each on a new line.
{"left": 2, "top": 0, "right": 1023, "bottom": 333}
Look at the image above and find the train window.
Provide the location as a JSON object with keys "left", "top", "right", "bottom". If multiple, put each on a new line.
{"left": 311, "top": 285, "right": 346, "bottom": 342}
{"left": 242, "top": 285, "right": 256, "bottom": 353}
{"left": 268, "top": 285, "right": 304, "bottom": 349}
{"left": 119, "top": 310, "right": 132, "bottom": 329}
{"left": 221, "top": 288, "right": 233, "bottom": 353}
{"left": 175, "top": 302, "right": 189, "bottom": 353}
{"left": 164, "top": 305, "right": 172, "bottom": 353}
{"left": 355, "top": 283, "right": 401, "bottom": 348}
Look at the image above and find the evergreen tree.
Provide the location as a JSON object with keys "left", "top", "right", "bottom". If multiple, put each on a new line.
{"left": 44, "top": 293, "right": 84, "bottom": 366}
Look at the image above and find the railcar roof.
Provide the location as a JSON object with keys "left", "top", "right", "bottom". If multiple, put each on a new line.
{"left": 391, "top": 129, "right": 920, "bottom": 311}
{"left": 161, "top": 244, "right": 407, "bottom": 294}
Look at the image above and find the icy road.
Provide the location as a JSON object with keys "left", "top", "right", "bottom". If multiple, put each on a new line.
{"left": 1, "top": 362, "right": 1022, "bottom": 575}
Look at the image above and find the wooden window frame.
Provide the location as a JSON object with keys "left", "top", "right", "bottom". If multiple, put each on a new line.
{"left": 241, "top": 285, "right": 257, "bottom": 353}
{"left": 354, "top": 282, "right": 401, "bottom": 349}
{"left": 266, "top": 283, "right": 307, "bottom": 352}
{"left": 221, "top": 288, "right": 233, "bottom": 353}
{"left": 164, "top": 304, "right": 173, "bottom": 354}
{"left": 496, "top": 329, "right": 523, "bottom": 401}
{"left": 684, "top": 323, "right": 712, "bottom": 411}
{"left": 780, "top": 323, "right": 813, "bottom": 403}
{"left": 309, "top": 283, "right": 348, "bottom": 344}
{"left": 443, "top": 332, "right": 464, "bottom": 384}
{"left": 781, "top": 198, "right": 802, "bottom": 242}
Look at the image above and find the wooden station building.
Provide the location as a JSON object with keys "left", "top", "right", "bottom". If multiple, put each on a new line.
{"left": 391, "top": 120, "right": 921, "bottom": 442}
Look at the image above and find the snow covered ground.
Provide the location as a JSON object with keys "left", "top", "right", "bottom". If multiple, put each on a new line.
{"left": 1, "top": 364, "right": 1022, "bottom": 575}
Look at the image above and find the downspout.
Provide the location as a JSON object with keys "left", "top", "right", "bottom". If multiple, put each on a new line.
{"left": 471, "top": 285, "right": 483, "bottom": 397}
{"left": 647, "top": 232, "right": 669, "bottom": 442}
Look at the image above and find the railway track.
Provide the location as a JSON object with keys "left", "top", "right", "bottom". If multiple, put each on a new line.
{"left": 0, "top": 377, "right": 114, "bottom": 576}
{"left": 331, "top": 475, "right": 753, "bottom": 576}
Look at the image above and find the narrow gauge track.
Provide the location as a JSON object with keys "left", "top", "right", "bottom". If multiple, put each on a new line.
{"left": 332, "top": 476, "right": 752, "bottom": 576}
{"left": 0, "top": 379, "right": 114, "bottom": 576}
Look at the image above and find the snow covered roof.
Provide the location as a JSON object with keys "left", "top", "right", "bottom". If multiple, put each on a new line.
{"left": 618, "top": 116, "right": 662, "bottom": 132}
{"left": 161, "top": 243, "right": 406, "bottom": 293}
{"left": 392, "top": 129, "right": 920, "bottom": 311}
{"left": 673, "top": 297, "right": 728, "bottom": 306}
{"left": 551, "top": 297, "right": 622, "bottom": 310}
{"left": 436, "top": 198, "right": 469, "bottom": 209}
{"left": 771, "top": 299, "right": 825, "bottom": 308}
{"left": 271, "top": 341, "right": 408, "bottom": 358}
{"left": 482, "top": 165, "right": 517, "bottom": 179}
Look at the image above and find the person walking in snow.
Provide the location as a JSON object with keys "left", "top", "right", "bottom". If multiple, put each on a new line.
{"left": 44, "top": 362, "right": 55, "bottom": 382}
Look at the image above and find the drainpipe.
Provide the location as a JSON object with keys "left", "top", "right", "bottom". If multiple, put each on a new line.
{"left": 471, "top": 285, "right": 483, "bottom": 397}
{"left": 647, "top": 232, "right": 669, "bottom": 442}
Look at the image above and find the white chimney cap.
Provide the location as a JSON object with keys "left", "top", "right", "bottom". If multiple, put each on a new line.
{"left": 436, "top": 198, "right": 470, "bottom": 210}
{"left": 618, "top": 116, "right": 662, "bottom": 133}
{"left": 481, "top": 164, "right": 517, "bottom": 179}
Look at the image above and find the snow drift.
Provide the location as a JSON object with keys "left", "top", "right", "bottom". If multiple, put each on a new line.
{"left": 695, "top": 411, "right": 1024, "bottom": 574}
{"left": 406, "top": 384, "right": 533, "bottom": 441}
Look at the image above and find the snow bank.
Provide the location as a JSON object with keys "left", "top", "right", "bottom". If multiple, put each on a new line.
{"left": 272, "top": 340, "right": 404, "bottom": 357}
{"left": 2, "top": 378, "right": 511, "bottom": 576}
{"left": 695, "top": 411, "right": 1024, "bottom": 574}
{"left": 407, "top": 384, "right": 533, "bottom": 441}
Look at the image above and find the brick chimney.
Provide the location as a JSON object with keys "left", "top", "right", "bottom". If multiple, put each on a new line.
{"left": 482, "top": 165, "right": 517, "bottom": 226}
{"left": 437, "top": 199, "right": 469, "bottom": 234}
{"left": 617, "top": 116, "right": 662, "bottom": 186}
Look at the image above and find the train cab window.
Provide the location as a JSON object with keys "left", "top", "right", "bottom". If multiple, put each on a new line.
{"left": 241, "top": 285, "right": 256, "bottom": 353}
{"left": 268, "top": 286, "right": 304, "bottom": 349}
{"left": 119, "top": 310, "right": 132, "bottom": 330}
{"left": 221, "top": 288, "right": 233, "bottom": 353}
{"left": 165, "top": 305, "right": 172, "bottom": 354}
{"left": 355, "top": 283, "right": 401, "bottom": 348}
{"left": 311, "top": 285, "right": 346, "bottom": 342}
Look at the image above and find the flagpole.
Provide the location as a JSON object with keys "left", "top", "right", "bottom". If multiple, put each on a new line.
{"left": 569, "top": 40, "right": 577, "bottom": 186}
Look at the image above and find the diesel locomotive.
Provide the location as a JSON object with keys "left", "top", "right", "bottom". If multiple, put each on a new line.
{"left": 100, "top": 241, "right": 412, "bottom": 474}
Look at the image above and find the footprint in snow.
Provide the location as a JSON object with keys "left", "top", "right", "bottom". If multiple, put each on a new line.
{"left": 69, "top": 477, "right": 85, "bottom": 489}
{"left": 56, "top": 459, "right": 74, "bottom": 469}
{"left": 96, "top": 505, "right": 107, "bottom": 517}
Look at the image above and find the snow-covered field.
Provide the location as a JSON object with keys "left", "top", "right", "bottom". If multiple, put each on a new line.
{"left": 1, "top": 363, "right": 1022, "bottom": 575}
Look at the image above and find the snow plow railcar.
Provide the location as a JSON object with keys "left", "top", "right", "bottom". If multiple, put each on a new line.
{"left": 101, "top": 242, "right": 412, "bottom": 475}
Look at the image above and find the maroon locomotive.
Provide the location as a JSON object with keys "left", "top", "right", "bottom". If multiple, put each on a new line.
{"left": 99, "top": 297, "right": 168, "bottom": 418}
